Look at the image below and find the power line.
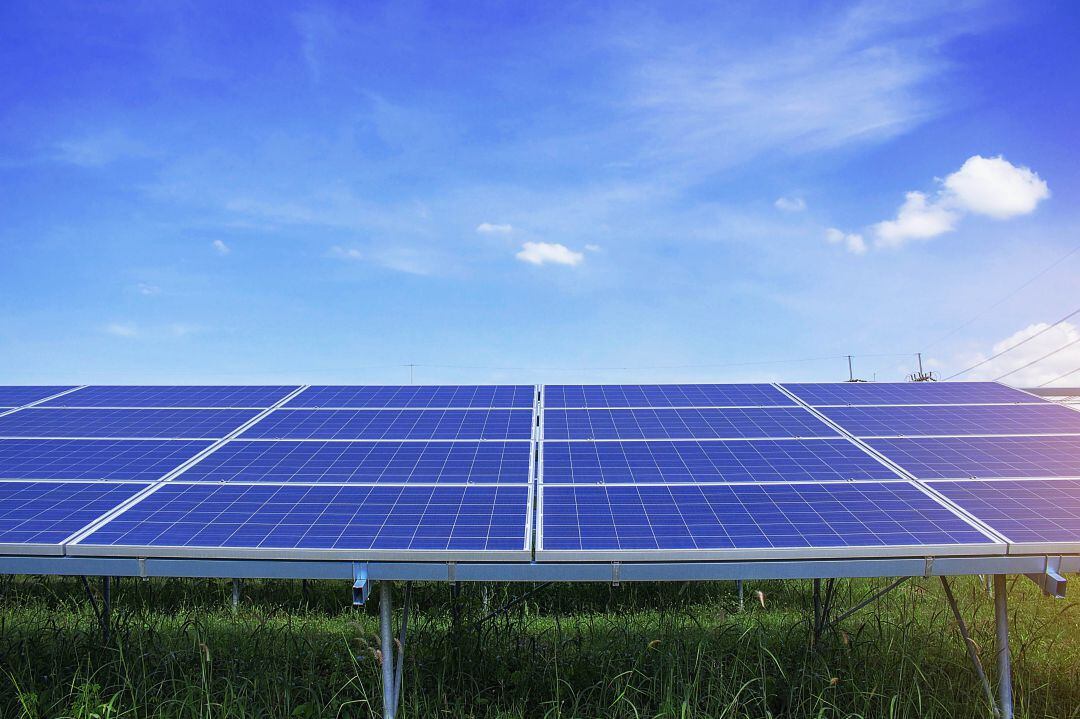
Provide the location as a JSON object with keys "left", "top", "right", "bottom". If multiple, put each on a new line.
{"left": 1037, "top": 364, "right": 1080, "bottom": 388}
{"left": 923, "top": 242, "right": 1080, "bottom": 352}
{"left": 992, "top": 336, "right": 1080, "bottom": 381}
{"left": 943, "top": 304, "right": 1080, "bottom": 380}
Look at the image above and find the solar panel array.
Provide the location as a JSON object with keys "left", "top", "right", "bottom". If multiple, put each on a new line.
{"left": 0, "top": 381, "right": 1076, "bottom": 562}
{"left": 537, "top": 383, "right": 1018, "bottom": 560}
{"left": 0, "top": 385, "right": 537, "bottom": 559}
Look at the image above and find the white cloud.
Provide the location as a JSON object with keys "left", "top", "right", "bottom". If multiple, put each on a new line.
{"left": 136, "top": 283, "right": 160, "bottom": 296}
{"left": 212, "top": 239, "right": 231, "bottom": 255}
{"left": 515, "top": 241, "right": 585, "bottom": 267}
{"left": 825, "top": 227, "right": 866, "bottom": 255}
{"left": 328, "top": 245, "right": 363, "bottom": 261}
{"left": 774, "top": 196, "right": 806, "bottom": 212}
{"left": 872, "top": 156, "right": 1049, "bottom": 248}
{"left": 961, "top": 322, "right": 1080, "bottom": 386}
{"left": 477, "top": 222, "right": 513, "bottom": 234}
{"left": 942, "top": 155, "right": 1050, "bottom": 219}
{"left": 584, "top": 244, "right": 602, "bottom": 252}
{"left": 105, "top": 323, "right": 139, "bottom": 338}
{"left": 873, "top": 191, "right": 959, "bottom": 247}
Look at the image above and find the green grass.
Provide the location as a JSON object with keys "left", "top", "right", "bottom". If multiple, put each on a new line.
{"left": 0, "top": 575, "right": 1077, "bottom": 718}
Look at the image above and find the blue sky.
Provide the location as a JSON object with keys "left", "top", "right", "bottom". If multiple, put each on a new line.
{"left": 2, "top": 1, "right": 1079, "bottom": 386}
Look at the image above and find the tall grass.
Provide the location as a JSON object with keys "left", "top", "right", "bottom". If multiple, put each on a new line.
{"left": 0, "top": 575, "right": 1076, "bottom": 718}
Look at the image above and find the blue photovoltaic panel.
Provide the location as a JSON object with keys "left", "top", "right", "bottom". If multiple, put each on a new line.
{"left": 0, "top": 439, "right": 213, "bottom": 481}
{"left": 0, "top": 386, "right": 76, "bottom": 407}
{"left": 0, "top": 480, "right": 148, "bottom": 549}
{"left": 239, "top": 409, "right": 534, "bottom": 440}
{"left": 76, "top": 483, "right": 530, "bottom": 556}
{"left": 543, "top": 384, "right": 795, "bottom": 408}
{"left": 868, "top": 436, "right": 1080, "bottom": 479}
{"left": 543, "top": 408, "right": 838, "bottom": 440}
{"left": 819, "top": 404, "right": 1080, "bottom": 437}
{"left": 930, "top": 479, "right": 1080, "bottom": 547}
{"left": 178, "top": 440, "right": 532, "bottom": 484}
{"left": 43, "top": 385, "right": 299, "bottom": 408}
{"left": 540, "top": 482, "right": 994, "bottom": 555}
{"left": 286, "top": 385, "right": 535, "bottom": 409}
{"left": 781, "top": 381, "right": 1043, "bottom": 406}
{"left": 0, "top": 408, "right": 260, "bottom": 439}
{"left": 542, "top": 439, "right": 898, "bottom": 484}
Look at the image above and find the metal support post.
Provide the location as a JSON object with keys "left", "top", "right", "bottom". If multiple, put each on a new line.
{"left": 393, "top": 582, "right": 412, "bottom": 713}
{"left": 812, "top": 578, "right": 822, "bottom": 642}
{"left": 101, "top": 576, "right": 111, "bottom": 643}
{"left": 232, "top": 578, "right": 240, "bottom": 610}
{"left": 736, "top": 579, "right": 744, "bottom": 612}
{"left": 994, "top": 575, "right": 1014, "bottom": 719}
{"left": 380, "top": 582, "right": 396, "bottom": 719}
{"left": 940, "top": 577, "right": 999, "bottom": 717}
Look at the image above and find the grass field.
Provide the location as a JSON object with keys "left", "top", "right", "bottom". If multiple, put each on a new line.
{"left": 1, "top": 575, "right": 1077, "bottom": 718}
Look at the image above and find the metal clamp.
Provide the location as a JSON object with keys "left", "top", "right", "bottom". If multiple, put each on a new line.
{"left": 352, "top": 562, "right": 370, "bottom": 606}
{"left": 923, "top": 556, "right": 935, "bottom": 577}
{"left": 611, "top": 562, "right": 621, "bottom": 587}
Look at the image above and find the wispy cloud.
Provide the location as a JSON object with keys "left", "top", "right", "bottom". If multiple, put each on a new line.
{"left": 328, "top": 245, "right": 363, "bottom": 261}
{"left": 775, "top": 197, "right": 806, "bottom": 212}
{"left": 105, "top": 322, "right": 139, "bottom": 338}
{"left": 825, "top": 228, "right": 867, "bottom": 255}
{"left": 136, "top": 283, "right": 161, "bottom": 296}
{"left": 516, "top": 241, "right": 585, "bottom": 267}
{"left": 476, "top": 222, "right": 513, "bottom": 234}
{"left": 54, "top": 130, "right": 150, "bottom": 167}
{"left": 212, "top": 239, "right": 231, "bottom": 255}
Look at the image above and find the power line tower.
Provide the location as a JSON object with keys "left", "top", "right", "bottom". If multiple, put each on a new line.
{"left": 908, "top": 352, "right": 935, "bottom": 382}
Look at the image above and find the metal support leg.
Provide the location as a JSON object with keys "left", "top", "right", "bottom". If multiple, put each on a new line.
{"left": 232, "top": 578, "right": 240, "bottom": 610}
{"left": 812, "top": 578, "right": 822, "bottom": 643}
{"left": 940, "top": 577, "right": 999, "bottom": 718}
{"left": 393, "top": 583, "right": 412, "bottom": 713}
{"left": 380, "top": 582, "right": 396, "bottom": 719}
{"left": 994, "top": 575, "right": 1014, "bottom": 719}
{"left": 101, "top": 576, "right": 111, "bottom": 643}
{"left": 736, "top": 580, "right": 744, "bottom": 612}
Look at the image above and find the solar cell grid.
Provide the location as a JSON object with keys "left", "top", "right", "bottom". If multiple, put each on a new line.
{"left": 287, "top": 385, "right": 536, "bottom": 409}
{"left": 0, "top": 439, "right": 212, "bottom": 481}
{"left": 177, "top": 440, "right": 532, "bottom": 484}
{"left": 239, "top": 408, "right": 534, "bottom": 440}
{"left": 543, "top": 407, "right": 838, "bottom": 440}
{"left": 0, "top": 480, "right": 149, "bottom": 552}
{"left": 930, "top": 479, "right": 1080, "bottom": 549}
{"left": 44, "top": 385, "right": 299, "bottom": 408}
{"left": 72, "top": 483, "right": 531, "bottom": 559}
{"left": 819, "top": 404, "right": 1080, "bottom": 437}
{"left": 539, "top": 482, "right": 996, "bottom": 559}
{"left": 781, "top": 381, "right": 1044, "bottom": 406}
{"left": 543, "top": 384, "right": 794, "bottom": 408}
{"left": 0, "top": 408, "right": 261, "bottom": 439}
{"left": 868, "top": 436, "right": 1080, "bottom": 479}
{"left": 0, "top": 386, "right": 77, "bottom": 407}
{"left": 541, "top": 439, "right": 898, "bottom": 484}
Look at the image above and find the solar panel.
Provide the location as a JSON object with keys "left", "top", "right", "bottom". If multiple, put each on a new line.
{"left": 0, "top": 439, "right": 212, "bottom": 481}
{"left": 539, "top": 482, "right": 997, "bottom": 559}
{"left": 239, "top": 409, "right": 534, "bottom": 441}
{"left": 177, "top": 440, "right": 532, "bottom": 484}
{"left": 0, "top": 480, "right": 148, "bottom": 554}
{"left": 930, "top": 479, "right": 1080, "bottom": 550}
{"left": 868, "top": 436, "right": 1080, "bottom": 479}
{"left": 287, "top": 385, "right": 536, "bottom": 409}
{"left": 781, "top": 381, "right": 1044, "bottom": 406}
{"left": 71, "top": 483, "right": 531, "bottom": 560}
{"left": 541, "top": 439, "right": 899, "bottom": 484}
{"left": 0, "top": 386, "right": 76, "bottom": 407}
{"left": 543, "top": 384, "right": 795, "bottom": 408}
{"left": 819, "top": 404, "right": 1080, "bottom": 437}
{"left": 543, "top": 408, "right": 838, "bottom": 440}
{"left": 43, "top": 385, "right": 299, "bottom": 408}
{"left": 0, "top": 408, "right": 261, "bottom": 439}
